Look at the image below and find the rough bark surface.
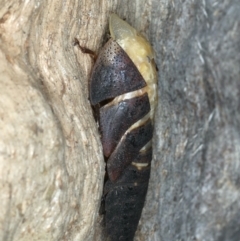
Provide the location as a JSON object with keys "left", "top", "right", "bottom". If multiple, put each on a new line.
{"left": 0, "top": 0, "right": 239, "bottom": 241}
{"left": 137, "top": 0, "right": 240, "bottom": 241}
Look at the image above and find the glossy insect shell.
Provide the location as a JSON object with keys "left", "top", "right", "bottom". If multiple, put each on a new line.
{"left": 89, "top": 14, "right": 157, "bottom": 241}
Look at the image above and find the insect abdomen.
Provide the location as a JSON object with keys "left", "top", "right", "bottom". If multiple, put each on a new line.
{"left": 89, "top": 14, "right": 157, "bottom": 241}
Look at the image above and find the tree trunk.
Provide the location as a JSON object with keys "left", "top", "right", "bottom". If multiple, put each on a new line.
{"left": 0, "top": 0, "right": 239, "bottom": 241}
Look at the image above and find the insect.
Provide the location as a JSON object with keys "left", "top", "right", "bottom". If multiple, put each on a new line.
{"left": 89, "top": 14, "right": 157, "bottom": 241}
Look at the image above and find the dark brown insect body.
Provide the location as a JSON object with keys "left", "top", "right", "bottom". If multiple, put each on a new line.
{"left": 89, "top": 14, "right": 157, "bottom": 241}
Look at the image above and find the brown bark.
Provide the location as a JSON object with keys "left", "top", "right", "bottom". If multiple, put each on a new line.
{"left": 0, "top": 1, "right": 152, "bottom": 241}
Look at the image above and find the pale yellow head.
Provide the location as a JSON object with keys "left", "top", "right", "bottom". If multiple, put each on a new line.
{"left": 109, "top": 13, "right": 157, "bottom": 121}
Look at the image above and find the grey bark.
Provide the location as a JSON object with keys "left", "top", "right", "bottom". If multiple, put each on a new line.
{"left": 137, "top": 0, "right": 240, "bottom": 241}
{"left": 0, "top": 0, "right": 239, "bottom": 241}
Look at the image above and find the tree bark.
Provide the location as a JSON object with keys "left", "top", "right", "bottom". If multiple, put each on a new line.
{"left": 0, "top": 0, "right": 239, "bottom": 241}
{"left": 138, "top": 0, "right": 240, "bottom": 241}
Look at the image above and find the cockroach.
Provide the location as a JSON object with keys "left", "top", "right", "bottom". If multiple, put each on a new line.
{"left": 89, "top": 14, "right": 157, "bottom": 241}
